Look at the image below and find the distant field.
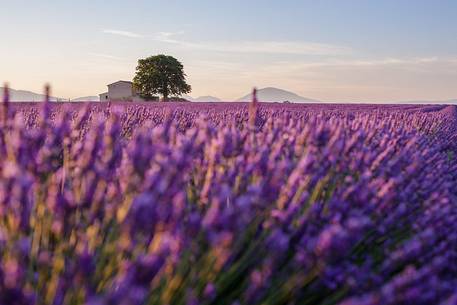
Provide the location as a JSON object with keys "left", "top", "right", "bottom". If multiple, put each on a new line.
{"left": 0, "top": 101, "right": 456, "bottom": 304}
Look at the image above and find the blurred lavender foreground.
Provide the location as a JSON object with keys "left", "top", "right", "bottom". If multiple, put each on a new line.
{"left": 0, "top": 85, "right": 456, "bottom": 305}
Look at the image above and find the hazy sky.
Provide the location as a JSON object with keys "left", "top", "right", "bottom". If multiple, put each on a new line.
{"left": 1, "top": 0, "right": 457, "bottom": 102}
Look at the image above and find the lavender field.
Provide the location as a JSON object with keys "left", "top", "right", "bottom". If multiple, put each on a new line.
{"left": 1, "top": 92, "right": 456, "bottom": 304}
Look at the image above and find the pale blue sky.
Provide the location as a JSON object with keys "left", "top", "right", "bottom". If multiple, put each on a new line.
{"left": 1, "top": 0, "right": 457, "bottom": 101}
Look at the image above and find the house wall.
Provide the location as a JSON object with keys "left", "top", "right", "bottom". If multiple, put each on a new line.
{"left": 108, "top": 82, "right": 134, "bottom": 101}
{"left": 99, "top": 93, "right": 109, "bottom": 102}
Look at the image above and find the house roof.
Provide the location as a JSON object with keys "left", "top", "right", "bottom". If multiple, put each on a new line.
{"left": 108, "top": 80, "right": 133, "bottom": 86}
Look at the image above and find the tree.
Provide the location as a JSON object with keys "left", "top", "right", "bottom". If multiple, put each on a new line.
{"left": 133, "top": 54, "right": 191, "bottom": 101}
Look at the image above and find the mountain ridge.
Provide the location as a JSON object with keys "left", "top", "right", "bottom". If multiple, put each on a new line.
{"left": 181, "top": 95, "right": 221, "bottom": 102}
{"left": 1, "top": 87, "right": 456, "bottom": 104}
{"left": 0, "top": 87, "right": 66, "bottom": 102}
{"left": 71, "top": 96, "right": 100, "bottom": 102}
{"left": 237, "top": 87, "right": 319, "bottom": 103}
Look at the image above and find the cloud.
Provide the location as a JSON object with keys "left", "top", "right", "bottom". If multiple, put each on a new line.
{"left": 337, "top": 57, "right": 441, "bottom": 67}
{"left": 153, "top": 31, "right": 185, "bottom": 43}
{"left": 267, "top": 57, "right": 455, "bottom": 70}
{"left": 102, "top": 29, "right": 143, "bottom": 38}
{"left": 89, "top": 53, "right": 125, "bottom": 60}
{"left": 197, "top": 41, "right": 351, "bottom": 55}
{"left": 186, "top": 55, "right": 457, "bottom": 100}
{"left": 98, "top": 29, "right": 349, "bottom": 56}
{"left": 151, "top": 34, "right": 351, "bottom": 55}
{"left": 188, "top": 57, "right": 456, "bottom": 81}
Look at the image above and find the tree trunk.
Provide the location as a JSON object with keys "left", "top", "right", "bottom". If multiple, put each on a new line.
{"left": 162, "top": 83, "right": 168, "bottom": 102}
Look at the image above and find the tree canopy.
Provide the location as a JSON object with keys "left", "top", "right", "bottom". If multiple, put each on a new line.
{"left": 133, "top": 55, "right": 191, "bottom": 101}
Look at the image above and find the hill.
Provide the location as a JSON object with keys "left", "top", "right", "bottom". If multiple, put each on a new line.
{"left": 72, "top": 96, "right": 100, "bottom": 102}
{"left": 193, "top": 96, "right": 222, "bottom": 102}
{"left": 237, "top": 87, "right": 319, "bottom": 103}
{"left": 0, "top": 87, "right": 65, "bottom": 102}
{"left": 181, "top": 95, "right": 221, "bottom": 102}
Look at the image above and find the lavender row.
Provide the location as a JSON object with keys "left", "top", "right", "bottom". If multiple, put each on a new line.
{"left": 0, "top": 92, "right": 456, "bottom": 304}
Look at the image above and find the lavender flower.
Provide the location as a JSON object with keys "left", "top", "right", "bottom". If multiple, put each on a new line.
{"left": 0, "top": 86, "right": 455, "bottom": 304}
